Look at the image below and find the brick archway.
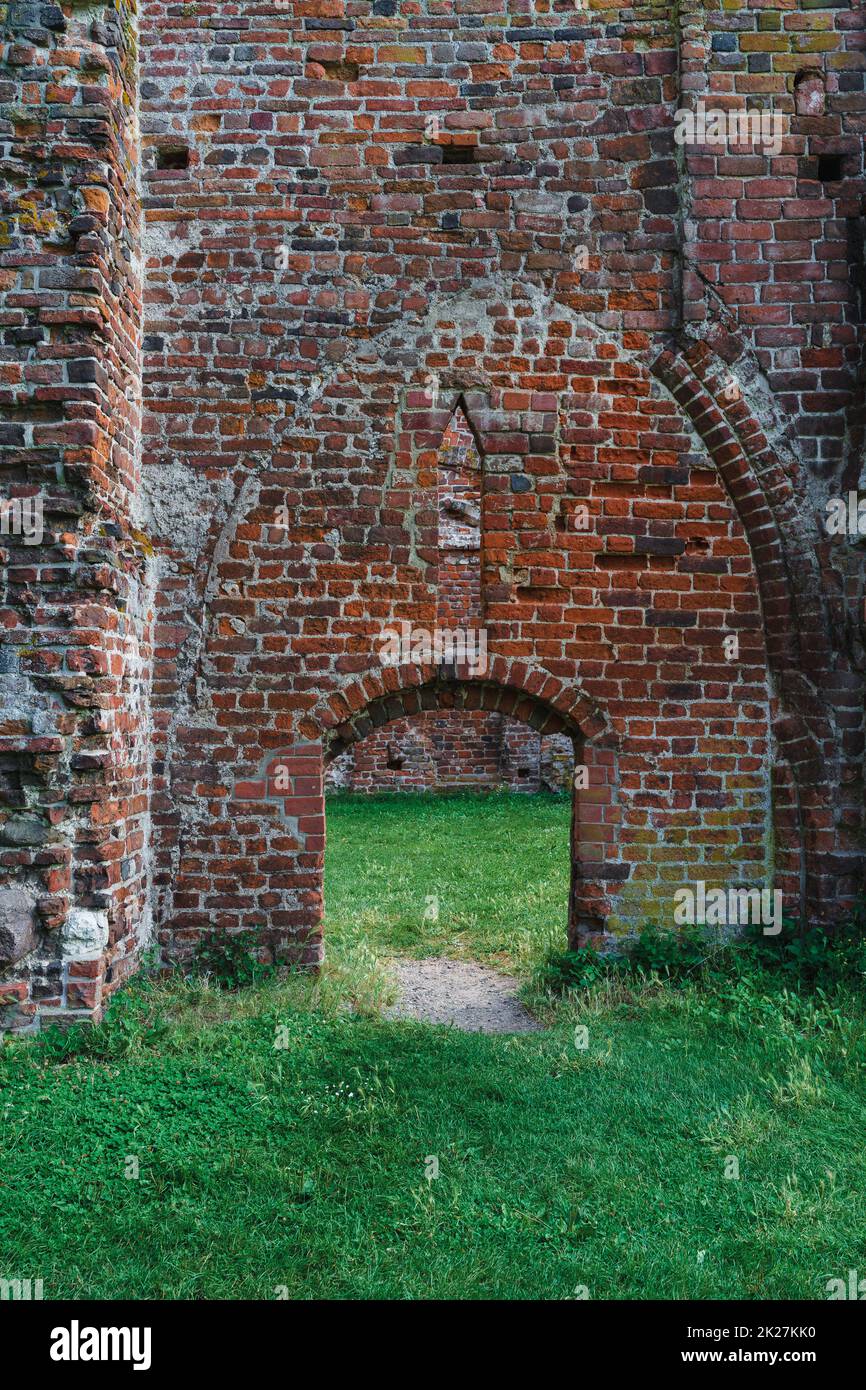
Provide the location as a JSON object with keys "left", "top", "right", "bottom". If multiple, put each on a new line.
{"left": 157, "top": 348, "right": 785, "bottom": 970}
{"left": 264, "top": 662, "right": 615, "bottom": 956}
{"left": 299, "top": 657, "right": 609, "bottom": 754}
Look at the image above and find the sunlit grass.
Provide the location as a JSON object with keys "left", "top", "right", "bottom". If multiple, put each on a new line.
{"left": 2, "top": 967, "right": 865, "bottom": 1300}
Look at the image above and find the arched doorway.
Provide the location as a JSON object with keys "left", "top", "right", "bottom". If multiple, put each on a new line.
{"left": 269, "top": 665, "right": 613, "bottom": 966}
{"left": 322, "top": 684, "right": 577, "bottom": 981}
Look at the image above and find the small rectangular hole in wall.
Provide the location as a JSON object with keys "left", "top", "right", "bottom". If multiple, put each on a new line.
{"left": 156, "top": 147, "right": 190, "bottom": 171}
{"left": 817, "top": 153, "right": 844, "bottom": 183}
{"left": 318, "top": 60, "right": 360, "bottom": 82}
{"left": 441, "top": 145, "right": 476, "bottom": 165}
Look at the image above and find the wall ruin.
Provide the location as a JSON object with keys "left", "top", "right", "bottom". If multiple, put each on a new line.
{"left": 1, "top": 0, "right": 864, "bottom": 1028}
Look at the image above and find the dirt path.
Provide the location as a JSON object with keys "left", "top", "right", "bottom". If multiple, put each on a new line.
{"left": 385, "top": 957, "right": 542, "bottom": 1034}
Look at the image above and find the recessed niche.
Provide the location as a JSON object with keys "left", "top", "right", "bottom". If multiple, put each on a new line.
{"left": 441, "top": 144, "right": 476, "bottom": 165}
{"left": 317, "top": 60, "right": 360, "bottom": 82}
{"left": 817, "top": 153, "right": 844, "bottom": 184}
{"left": 155, "top": 147, "right": 190, "bottom": 171}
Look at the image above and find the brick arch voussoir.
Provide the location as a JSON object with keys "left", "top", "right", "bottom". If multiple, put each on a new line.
{"left": 653, "top": 348, "right": 808, "bottom": 677}
{"left": 298, "top": 661, "right": 609, "bottom": 762}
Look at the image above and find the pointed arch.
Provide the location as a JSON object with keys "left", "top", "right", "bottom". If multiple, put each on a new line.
{"left": 653, "top": 345, "right": 844, "bottom": 927}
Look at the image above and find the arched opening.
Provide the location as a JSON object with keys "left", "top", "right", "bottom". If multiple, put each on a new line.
{"left": 262, "top": 664, "right": 603, "bottom": 995}
{"left": 320, "top": 675, "right": 586, "bottom": 961}
{"left": 322, "top": 704, "right": 577, "bottom": 1010}
{"left": 155, "top": 344, "right": 791, "bottom": 990}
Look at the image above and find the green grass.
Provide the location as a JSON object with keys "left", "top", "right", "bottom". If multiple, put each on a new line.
{"left": 1, "top": 793, "right": 865, "bottom": 1301}
{"left": 323, "top": 790, "right": 572, "bottom": 970}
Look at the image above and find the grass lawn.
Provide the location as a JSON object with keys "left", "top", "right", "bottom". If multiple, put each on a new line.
{"left": 323, "top": 790, "right": 572, "bottom": 969}
{"left": 1, "top": 792, "right": 864, "bottom": 1301}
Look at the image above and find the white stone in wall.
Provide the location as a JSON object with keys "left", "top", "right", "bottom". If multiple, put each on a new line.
{"left": 62, "top": 908, "right": 109, "bottom": 960}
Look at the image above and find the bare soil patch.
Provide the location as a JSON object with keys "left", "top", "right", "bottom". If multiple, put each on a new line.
{"left": 385, "top": 957, "right": 542, "bottom": 1033}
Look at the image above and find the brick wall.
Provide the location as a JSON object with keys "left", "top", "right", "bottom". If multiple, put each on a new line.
{"left": 680, "top": 0, "right": 864, "bottom": 480}
{"left": 1, "top": 1, "right": 864, "bottom": 1027}
{"left": 0, "top": 2, "right": 151, "bottom": 1031}
{"left": 327, "top": 709, "right": 574, "bottom": 793}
